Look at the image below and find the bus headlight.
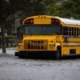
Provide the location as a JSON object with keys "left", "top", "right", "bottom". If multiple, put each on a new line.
{"left": 49, "top": 44, "right": 54, "bottom": 48}
{"left": 18, "top": 45, "right": 22, "bottom": 48}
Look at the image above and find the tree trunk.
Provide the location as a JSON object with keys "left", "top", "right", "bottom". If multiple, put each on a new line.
{"left": 1, "top": 23, "right": 6, "bottom": 53}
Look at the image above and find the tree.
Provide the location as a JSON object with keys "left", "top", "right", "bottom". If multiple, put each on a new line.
{"left": 43, "top": 0, "right": 80, "bottom": 19}
{"left": 56, "top": 0, "right": 80, "bottom": 19}
{"left": 0, "top": 0, "right": 45, "bottom": 53}
{"left": 42, "top": 0, "right": 62, "bottom": 16}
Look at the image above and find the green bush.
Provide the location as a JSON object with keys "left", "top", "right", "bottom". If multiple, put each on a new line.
{"left": 0, "top": 35, "right": 15, "bottom": 47}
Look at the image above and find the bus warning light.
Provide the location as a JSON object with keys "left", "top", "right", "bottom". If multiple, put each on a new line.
{"left": 55, "top": 20, "right": 59, "bottom": 23}
{"left": 24, "top": 19, "right": 33, "bottom": 24}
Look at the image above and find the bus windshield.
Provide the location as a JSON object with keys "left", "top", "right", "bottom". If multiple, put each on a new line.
{"left": 24, "top": 25, "right": 61, "bottom": 35}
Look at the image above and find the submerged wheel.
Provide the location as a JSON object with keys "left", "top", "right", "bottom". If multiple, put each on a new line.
{"left": 55, "top": 47, "right": 61, "bottom": 60}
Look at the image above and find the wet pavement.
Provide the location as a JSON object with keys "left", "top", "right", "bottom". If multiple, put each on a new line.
{"left": 0, "top": 52, "right": 80, "bottom": 80}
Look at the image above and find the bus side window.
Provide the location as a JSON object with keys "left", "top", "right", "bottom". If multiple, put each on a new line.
{"left": 77, "top": 28, "right": 79, "bottom": 37}
{"left": 79, "top": 29, "right": 80, "bottom": 37}
{"left": 72, "top": 27, "right": 74, "bottom": 36}
{"left": 68, "top": 27, "right": 72, "bottom": 36}
{"left": 72, "top": 27, "right": 76, "bottom": 37}
{"left": 63, "top": 27, "right": 68, "bottom": 36}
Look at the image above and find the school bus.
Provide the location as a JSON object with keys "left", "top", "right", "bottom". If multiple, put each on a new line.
{"left": 15, "top": 15, "right": 80, "bottom": 59}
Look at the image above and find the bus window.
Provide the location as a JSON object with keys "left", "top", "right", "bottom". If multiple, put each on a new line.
{"left": 72, "top": 27, "right": 78, "bottom": 37}
{"left": 68, "top": 27, "right": 72, "bottom": 36}
{"left": 76, "top": 28, "right": 79, "bottom": 36}
{"left": 79, "top": 29, "right": 80, "bottom": 37}
{"left": 73, "top": 28, "right": 77, "bottom": 37}
{"left": 63, "top": 27, "right": 68, "bottom": 36}
{"left": 24, "top": 25, "right": 61, "bottom": 35}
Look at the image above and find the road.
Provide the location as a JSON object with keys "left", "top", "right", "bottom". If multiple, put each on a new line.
{"left": 0, "top": 48, "right": 80, "bottom": 80}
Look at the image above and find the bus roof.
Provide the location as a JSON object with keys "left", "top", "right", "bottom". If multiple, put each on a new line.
{"left": 58, "top": 17, "right": 80, "bottom": 25}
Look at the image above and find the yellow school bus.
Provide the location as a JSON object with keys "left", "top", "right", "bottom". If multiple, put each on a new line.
{"left": 15, "top": 15, "right": 80, "bottom": 59}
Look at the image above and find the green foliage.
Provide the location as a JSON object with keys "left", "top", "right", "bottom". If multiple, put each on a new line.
{"left": 43, "top": 0, "right": 80, "bottom": 19}
{"left": 0, "top": 0, "right": 45, "bottom": 23}
{"left": 43, "top": 0, "right": 62, "bottom": 16}
{"left": 59, "top": 0, "right": 79, "bottom": 19}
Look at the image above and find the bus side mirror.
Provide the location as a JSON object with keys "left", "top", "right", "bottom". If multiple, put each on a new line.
{"left": 64, "top": 36, "right": 69, "bottom": 42}
{"left": 17, "top": 26, "right": 23, "bottom": 40}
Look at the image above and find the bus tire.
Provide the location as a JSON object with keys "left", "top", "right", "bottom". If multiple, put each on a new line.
{"left": 55, "top": 47, "right": 61, "bottom": 60}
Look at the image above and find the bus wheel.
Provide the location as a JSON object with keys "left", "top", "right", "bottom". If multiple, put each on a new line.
{"left": 55, "top": 47, "right": 61, "bottom": 60}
